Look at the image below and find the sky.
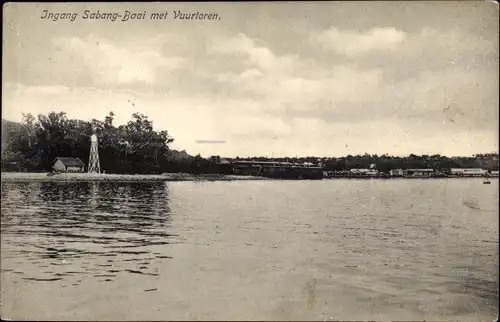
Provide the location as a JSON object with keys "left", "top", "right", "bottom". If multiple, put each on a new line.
{"left": 2, "top": 2, "right": 499, "bottom": 158}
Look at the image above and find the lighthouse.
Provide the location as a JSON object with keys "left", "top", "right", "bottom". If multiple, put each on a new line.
{"left": 88, "top": 134, "right": 101, "bottom": 174}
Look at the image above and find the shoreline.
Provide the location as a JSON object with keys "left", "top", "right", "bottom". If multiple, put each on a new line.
{"left": 0, "top": 172, "right": 269, "bottom": 182}
{"left": 1, "top": 172, "right": 497, "bottom": 183}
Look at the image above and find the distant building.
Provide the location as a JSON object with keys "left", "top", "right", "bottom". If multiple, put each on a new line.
{"left": 324, "top": 170, "right": 353, "bottom": 178}
{"left": 53, "top": 157, "right": 85, "bottom": 173}
{"left": 404, "top": 169, "right": 436, "bottom": 177}
{"left": 231, "top": 160, "right": 323, "bottom": 179}
{"left": 350, "top": 168, "right": 378, "bottom": 176}
{"left": 390, "top": 169, "right": 404, "bottom": 177}
{"left": 450, "top": 168, "right": 488, "bottom": 177}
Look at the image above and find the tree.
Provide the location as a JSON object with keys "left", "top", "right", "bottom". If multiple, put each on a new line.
{"left": 21, "top": 113, "right": 36, "bottom": 148}
{"left": 36, "top": 112, "right": 71, "bottom": 170}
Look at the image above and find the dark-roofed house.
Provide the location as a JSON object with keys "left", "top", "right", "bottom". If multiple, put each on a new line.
{"left": 53, "top": 157, "right": 85, "bottom": 173}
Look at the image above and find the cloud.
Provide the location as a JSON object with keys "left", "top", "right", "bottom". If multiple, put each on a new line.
{"left": 2, "top": 3, "right": 497, "bottom": 157}
{"left": 208, "top": 33, "right": 384, "bottom": 111}
{"left": 312, "top": 27, "right": 406, "bottom": 55}
{"left": 3, "top": 80, "right": 497, "bottom": 158}
{"left": 308, "top": 25, "right": 498, "bottom": 83}
{"left": 276, "top": 66, "right": 497, "bottom": 135}
{"left": 210, "top": 33, "right": 298, "bottom": 74}
{"left": 51, "top": 35, "right": 185, "bottom": 87}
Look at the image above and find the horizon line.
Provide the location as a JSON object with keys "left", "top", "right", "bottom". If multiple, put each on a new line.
{"left": 188, "top": 152, "right": 499, "bottom": 159}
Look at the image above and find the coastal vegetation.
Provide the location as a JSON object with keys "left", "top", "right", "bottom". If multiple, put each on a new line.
{"left": 1, "top": 112, "right": 498, "bottom": 174}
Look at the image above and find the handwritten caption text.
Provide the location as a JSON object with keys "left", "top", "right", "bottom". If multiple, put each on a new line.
{"left": 41, "top": 9, "right": 221, "bottom": 22}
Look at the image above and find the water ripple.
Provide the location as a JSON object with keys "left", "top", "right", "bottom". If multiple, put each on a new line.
{"left": 1, "top": 182, "right": 175, "bottom": 284}
{"left": 1, "top": 179, "right": 498, "bottom": 320}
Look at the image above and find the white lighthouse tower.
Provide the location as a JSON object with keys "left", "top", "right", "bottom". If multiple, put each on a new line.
{"left": 88, "top": 134, "right": 101, "bottom": 174}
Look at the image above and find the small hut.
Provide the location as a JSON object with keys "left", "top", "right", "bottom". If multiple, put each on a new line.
{"left": 53, "top": 157, "right": 85, "bottom": 173}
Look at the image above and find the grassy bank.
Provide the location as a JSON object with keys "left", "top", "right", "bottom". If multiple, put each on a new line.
{"left": 0, "top": 172, "right": 269, "bottom": 182}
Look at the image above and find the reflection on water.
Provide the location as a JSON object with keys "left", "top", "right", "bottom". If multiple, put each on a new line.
{"left": 1, "top": 182, "right": 174, "bottom": 284}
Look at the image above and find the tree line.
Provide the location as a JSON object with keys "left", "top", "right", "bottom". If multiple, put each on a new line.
{"left": 1, "top": 112, "right": 498, "bottom": 174}
{"left": 1, "top": 112, "right": 229, "bottom": 174}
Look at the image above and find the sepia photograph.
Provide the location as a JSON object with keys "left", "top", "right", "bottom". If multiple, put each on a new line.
{"left": 1, "top": 1, "right": 499, "bottom": 321}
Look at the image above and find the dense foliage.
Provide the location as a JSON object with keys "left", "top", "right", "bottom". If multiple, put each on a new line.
{"left": 2, "top": 112, "right": 177, "bottom": 174}
{"left": 1, "top": 112, "right": 498, "bottom": 174}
